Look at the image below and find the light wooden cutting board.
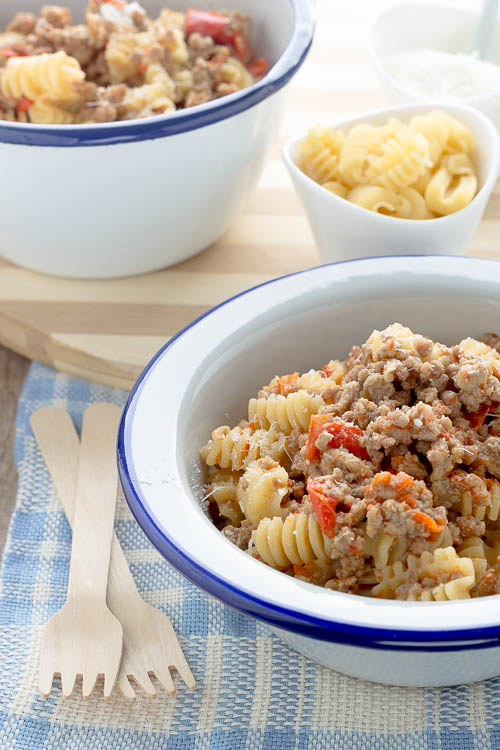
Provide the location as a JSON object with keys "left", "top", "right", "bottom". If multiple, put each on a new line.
{"left": 0, "top": 0, "right": 498, "bottom": 389}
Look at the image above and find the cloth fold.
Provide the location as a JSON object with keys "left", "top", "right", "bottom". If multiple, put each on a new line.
{"left": 0, "top": 362, "right": 499, "bottom": 749}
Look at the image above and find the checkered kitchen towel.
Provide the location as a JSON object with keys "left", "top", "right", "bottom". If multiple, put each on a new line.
{"left": 1, "top": 362, "right": 500, "bottom": 749}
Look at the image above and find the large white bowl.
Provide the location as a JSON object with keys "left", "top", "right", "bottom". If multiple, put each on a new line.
{"left": 0, "top": 0, "right": 314, "bottom": 278}
{"left": 118, "top": 255, "right": 500, "bottom": 687}
{"left": 282, "top": 103, "right": 499, "bottom": 263}
{"left": 369, "top": 2, "right": 500, "bottom": 131}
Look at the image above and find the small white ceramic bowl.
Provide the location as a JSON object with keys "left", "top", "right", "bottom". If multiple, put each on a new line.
{"left": 0, "top": 0, "right": 314, "bottom": 279}
{"left": 118, "top": 255, "right": 500, "bottom": 687}
{"left": 369, "top": 2, "right": 500, "bottom": 130}
{"left": 282, "top": 103, "right": 499, "bottom": 264}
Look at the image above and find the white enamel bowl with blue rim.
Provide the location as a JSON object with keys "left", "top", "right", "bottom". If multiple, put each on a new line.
{"left": 118, "top": 255, "right": 500, "bottom": 687}
{"left": 0, "top": 0, "right": 314, "bottom": 279}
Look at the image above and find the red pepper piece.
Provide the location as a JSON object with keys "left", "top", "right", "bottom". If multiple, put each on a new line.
{"left": 185, "top": 8, "right": 232, "bottom": 40}
{"left": 306, "top": 478, "right": 338, "bottom": 537}
{"left": 16, "top": 96, "right": 33, "bottom": 112}
{"left": 185, "top": 9, "right": 249, "bottom": 60}
{"left": 305, "top": 414, "right": 369, "bottom": 463}
{"left": 465, "top": 402, "right": 497, "bottom": 430}
{"left": 248, "top": 57, "right": 268, "bottom": 77}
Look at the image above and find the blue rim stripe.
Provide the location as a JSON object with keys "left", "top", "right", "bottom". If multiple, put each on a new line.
{"left": 0, "top": 0, "right": 314, "bottom": 147}
{"left": 117, "top": 255, "right": 500, "bottom": 648}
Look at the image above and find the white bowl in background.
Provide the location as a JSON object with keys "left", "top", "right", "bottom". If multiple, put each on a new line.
{"left": 369, "top": 2, "right": 500, "bottom": 131}
{"left": 118, "top": 255, "right": 500, "bottom": 687}
{"left": 0, "top": 0, "right": 314, "bottom": 279}
{"left": 282, "top": 103, "right": 499, "bottom": 264}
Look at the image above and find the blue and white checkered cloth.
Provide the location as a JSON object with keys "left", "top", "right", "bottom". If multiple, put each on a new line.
{"left": 1, "top": 362, "right": 500, "bottom": 749}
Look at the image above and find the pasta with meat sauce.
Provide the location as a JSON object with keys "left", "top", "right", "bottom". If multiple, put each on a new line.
{"left": 201, "top": 324, "right": 500, "bottom": 600}
{"left": 0, "top": 2, "right": 267, "bottom": 123}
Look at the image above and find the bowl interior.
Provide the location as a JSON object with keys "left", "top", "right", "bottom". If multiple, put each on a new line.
{"left": 0, "top": 0, "right": 295, "bottom": 64}
{"left": 121, "top": 257, "right": 500, "bottom": 636}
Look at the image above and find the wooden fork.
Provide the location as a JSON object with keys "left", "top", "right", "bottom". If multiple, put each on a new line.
{"left": 31, "top": 406, "right": 196, "bottom": 700}
{"left": 36, "top": 403, "right": 123, "bottom": 699}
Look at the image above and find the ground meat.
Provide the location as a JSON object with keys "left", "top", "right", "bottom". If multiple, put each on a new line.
{"left": 319, "top": 448, "right": 373, "bottom": 488}
{"left": 477, "top": 437, "right": 500, "bottom": 478}
{"left": 481, "top": 333, "right": 500, "bottom": 353}
{"left": 222, "top": 520, "right": 252, "bottom": 550}
{"left": 364, "top": 471, "right": 447, "bottom": 540}
{"left": 389, "top": 452, "right": 428, "bottom": 480}
{"left": 455, "top": 515, "right": 486, "bottom": 538}
{"left": 40, "top": 5, "right": 72, "bottom": 28}
{"left": 452, "top": 359, "right": 500, "bottom": 412}
{"left": 471, "top": 569, "right": 500, "bottom": 597}
{"left": 6, "top": 12, "right": 37, "bottom": 35}
{"left": 188, "top": 32, "right": 215, "bottom": 58}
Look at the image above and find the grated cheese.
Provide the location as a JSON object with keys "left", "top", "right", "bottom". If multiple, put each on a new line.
{"left": 386, "top": 48, "right": 500, "bottom": 100}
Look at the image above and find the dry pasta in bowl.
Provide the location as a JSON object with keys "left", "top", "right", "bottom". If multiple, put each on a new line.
{"left": 0, "top": 2, "right": 268, "bottom": 124}
{"left": 201, "top": 323, "right": 500, "bottom": 601}
{"left": 299, "top": 110, "right": 479, "bottom": 218}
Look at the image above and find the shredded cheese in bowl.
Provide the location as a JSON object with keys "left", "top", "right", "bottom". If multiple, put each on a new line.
{"left": 386, "top": 49, "right": 500, "bottom": 101}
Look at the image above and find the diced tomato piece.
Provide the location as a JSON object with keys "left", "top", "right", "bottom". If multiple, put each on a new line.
{"left": 137, "top": 62, "right": 147, "bottom": 74}
{"left": 185, "top": 8, "right": 231, "bottom": 40}
{"left": 276, "top": 372, "right": 299, "bottom": 396}
{"left": 305, "top": 414, "right": 369, "bottom": 464}
{"left": 16, "top": 96, "right": 33, "bottom": 112}
{"left": 293, "top": 563, "right": 314, "bottom": 581}
{"left": 305, "top": 413, "right": 335, "bottom": 463}
{"left": 465, "top": 402, "right": 497, "bottom": 430}
{"left": 1, "top": 47, "right": 28, "bottom": 59}
{"left": 307, "top": 478, "right": 338, "bottom": 537}
{"left": 248, "top": 57, "right": 268, "bottom": 77}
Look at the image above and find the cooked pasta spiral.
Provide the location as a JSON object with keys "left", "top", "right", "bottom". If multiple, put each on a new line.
{"left": 347, "top": 184, "right": 428, "bottom": 219}
{"left": 236, "top": 458, "right": 289, "bottom": 527}
{"left": 300, "top": 126, "right": 345, "bottom": 184}
{"left": 28, "top": 94, "right": 77, "bottom": 124}
{"left": 206, "top": 467, "right": 243, "bottom": 526}
{"left": 121, "top": 63, "right": 175, "bottom": 116}
{"left": 248, "top": 390, "right": 323, "bottom": 434}
{"left": 424, "top": 163, "right": 477, "bottom": 216}
{"left": 373, "top": 547, "right": 476, "bottom": 600}
{"left": 337, "top": 123, "right": 377, "bottom": 186}
{"left": 366, "top": 128, "right": 431, "bottom": 191}
{"left": 220, "top": 57, "right": 254, "bottom": 89}
{"left": 200, "top": 422, "right": 286, "bottom": 471}
{"left": 252, "top": 512, "right": 331, "bottom": 569}
{"left": 105, "top": 32, "right": 138, "bottom": 83}
{"left": 1, "top": 51, "right": 84, "bottom": 101}
{"left": 443, "top": 113, "right": 475, "bottom": 154}
{"left": 409, "top": 111, "right": 450, "bottom": 164}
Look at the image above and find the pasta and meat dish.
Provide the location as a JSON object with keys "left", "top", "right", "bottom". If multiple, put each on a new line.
{"left": 299, "top": 110, "right": 478, "bottom": 218}
{"left": 0, "top": 2, "right": 267, "bottom": 123}
{"left": 201, "top": 324, "right": 500, "bottom": 601}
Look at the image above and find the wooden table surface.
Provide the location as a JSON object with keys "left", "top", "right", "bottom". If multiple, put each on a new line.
{"left": 0, "top": 346, "right": 29, "bottom": 556}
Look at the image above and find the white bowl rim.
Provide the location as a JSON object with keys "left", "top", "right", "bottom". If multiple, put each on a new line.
{"left": 368, "top": 1, "right": 500, "bottom": 105}
{"left": 282, "top": 102, "right": 500, "bottom": 226}
{"left": 0, "top": 0, "right": 314, "bottom": 148}
{"left": 118, "top": 255, "right": 500, "bottom": 648}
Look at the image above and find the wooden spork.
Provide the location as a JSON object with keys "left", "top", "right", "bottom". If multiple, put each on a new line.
{"left": 36, "top": 403, "right": 123, "bottom": 699}
{"left": 31, "top": 406, "right": 196, "bottom": 700}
